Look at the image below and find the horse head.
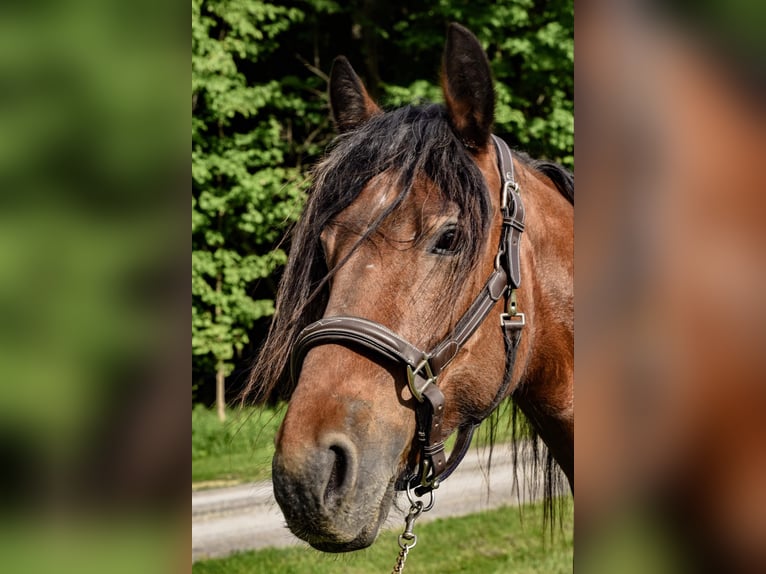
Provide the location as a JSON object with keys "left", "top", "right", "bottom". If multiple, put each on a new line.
{"left": 246, "top": 24, "right": 574, "bottom": 552}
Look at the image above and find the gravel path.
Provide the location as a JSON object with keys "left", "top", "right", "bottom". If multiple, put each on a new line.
{"left": 192, "top": 442, "right": 551, "bottom": 562}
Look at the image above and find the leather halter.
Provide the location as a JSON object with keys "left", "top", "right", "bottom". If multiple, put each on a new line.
{"left": 290, "top": 135, "right": 526, "bottom": 495}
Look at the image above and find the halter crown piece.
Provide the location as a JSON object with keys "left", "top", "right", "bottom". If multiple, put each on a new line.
{"left": 291, "top": 135, "right": 526, "bottom": 495}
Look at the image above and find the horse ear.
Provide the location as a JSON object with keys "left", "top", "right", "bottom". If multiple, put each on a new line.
{"left": 329, "top": 56, "right": 382, "bottom": 133}
{"left": 441, "top": 23, "right": 495, "bottom": 150}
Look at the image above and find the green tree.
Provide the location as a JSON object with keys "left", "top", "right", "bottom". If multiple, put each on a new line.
{"left": 192, "top": 0, "right": 318, "bottom": 419}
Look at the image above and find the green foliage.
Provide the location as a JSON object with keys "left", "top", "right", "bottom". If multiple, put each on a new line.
{"left": 192, "top": 0, "right": 317, "bottom": 385}
{"left": 193, "top": 499, "right": 573, "bottom": 571}
{"left": 191, "top": 0, "right": 573, "bottom": 400}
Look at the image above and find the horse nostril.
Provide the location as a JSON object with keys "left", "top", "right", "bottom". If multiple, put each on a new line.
{"left": 322, "top": 437, "right": 357, "bottom": 508}
{"left": 324, "top": 446, "right": 346, "bottom": 503}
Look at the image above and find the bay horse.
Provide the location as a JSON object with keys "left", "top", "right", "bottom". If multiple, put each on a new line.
{"left": 244, "top": 24, "right": 573, "bottom": 552}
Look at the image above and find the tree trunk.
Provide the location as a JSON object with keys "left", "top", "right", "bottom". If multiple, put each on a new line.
{"left": 215, "top": 267, "right": 226, "bottom": 422}
{"left": 216, "top": 361, "right": 226, "bottom": 422}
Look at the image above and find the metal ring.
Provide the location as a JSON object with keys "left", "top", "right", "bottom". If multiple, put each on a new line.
{"left": 406, "top": 481, "right": 435, "bottom": 512}
{"left": 406, "top": 358, "right": 435, "bottom": 403}
{"left": 398, "top": 533, "right": 418, "bottom": 550}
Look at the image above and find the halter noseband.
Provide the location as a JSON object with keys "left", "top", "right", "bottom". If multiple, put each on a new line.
{"left": 290, "top": 135, "right": 526, "bottom": 495}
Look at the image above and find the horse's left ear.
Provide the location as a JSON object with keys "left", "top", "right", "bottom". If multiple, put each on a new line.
{"left": 441, "top": 23, "right": 495, "bottom": 150}
{"left": 329, "top": 56, "right": 382, "bottom": 134}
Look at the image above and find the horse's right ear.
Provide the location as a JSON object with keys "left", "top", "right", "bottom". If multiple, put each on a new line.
{"left": 441, "top": 23, "right": 495, "bottom": 150}
{"left": 329, "top": 56, "right": 382, "bottom": 133}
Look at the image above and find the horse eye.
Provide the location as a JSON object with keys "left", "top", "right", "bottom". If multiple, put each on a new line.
{"left": 430, "top": 225, "right": 459, "bottom": 255}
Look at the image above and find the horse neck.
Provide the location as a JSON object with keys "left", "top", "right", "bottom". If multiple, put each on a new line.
{"left": 516, "top": 159, "right": 574, "bottom": 365}
{"left": 511, "top": 160, "right": 574, "bottom": 484}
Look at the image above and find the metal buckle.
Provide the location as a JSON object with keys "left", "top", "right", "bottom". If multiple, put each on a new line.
{"left": 500, "top": 312, "right": 525, "bottom": 330}
{"left": 406, "top": 358, "right": 436, "bottom": 403}
{"left": 501, "top": 290, "right": 524, "bottom": 328}
{"left": 409, "top": 458, "right": 441, "bottom": 494}
{"left": 418, "top": 458, "right": 435, "bottom": 489}
{"left": 411, "top": 462, "right": 441, "bottom": 495}
{"left": 501, "top": 180, "right": 519, "bottom": 211}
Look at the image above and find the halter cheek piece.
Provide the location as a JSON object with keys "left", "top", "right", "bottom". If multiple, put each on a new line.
{"left": 290, "top": 135, "right": 525, "bottom": 495}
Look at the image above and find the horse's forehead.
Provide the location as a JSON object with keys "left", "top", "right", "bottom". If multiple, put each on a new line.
{"left": 333, "top": 169, "right": 454, "bottom": 230}
{"left": 358, "top": 171, "right": 404, "bottom": 216}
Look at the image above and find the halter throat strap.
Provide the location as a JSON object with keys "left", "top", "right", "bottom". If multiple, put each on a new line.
{"left": 290, "top": 136, "right": 526, "bottom": 494}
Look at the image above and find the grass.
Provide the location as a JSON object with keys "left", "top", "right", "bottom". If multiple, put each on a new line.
{"left": 192, "top": 404, "right": 284, "bottom": 484}
{"left": 192, "top": 402, "right": 526, "bottom": 487}
{"left": 193, "top": 498, "right": 573, "bottom": 573}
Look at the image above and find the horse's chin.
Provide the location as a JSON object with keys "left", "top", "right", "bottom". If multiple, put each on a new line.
{"left": 291, "top": 479, "right": 396, "bottom": 553}
{"left": 308, "top": 527, "right": 378, "bottom": 552}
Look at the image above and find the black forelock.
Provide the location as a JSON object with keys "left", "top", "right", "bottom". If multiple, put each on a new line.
{"left": 309, "top": 104, "right": 491, "bottom": 245}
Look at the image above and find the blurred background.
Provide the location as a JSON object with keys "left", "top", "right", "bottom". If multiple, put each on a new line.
{"left": 576, "top": 1, "right": 766, "bottom": 572}
{"left": 0, "top": 0, "right": 187, "bottom": 572}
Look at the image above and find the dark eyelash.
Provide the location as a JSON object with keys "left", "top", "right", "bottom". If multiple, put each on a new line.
{"left": 430, "top": 225, "right": 460, "bottom": 255}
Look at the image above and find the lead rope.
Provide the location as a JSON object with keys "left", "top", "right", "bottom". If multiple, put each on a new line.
{"left": 390, "top": 486, "right": 434, "bottom": 573}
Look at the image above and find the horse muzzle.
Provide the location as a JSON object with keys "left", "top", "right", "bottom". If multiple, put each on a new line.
{"left": 271, "top": 429, "right": 399, "bottom": 552}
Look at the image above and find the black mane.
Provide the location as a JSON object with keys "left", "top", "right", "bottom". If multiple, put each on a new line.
{"left": 530, "top": 160, "right": 574, "bottom": 205}
{"left": 516, "top": 152, "right": 574, "bottom": 206}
